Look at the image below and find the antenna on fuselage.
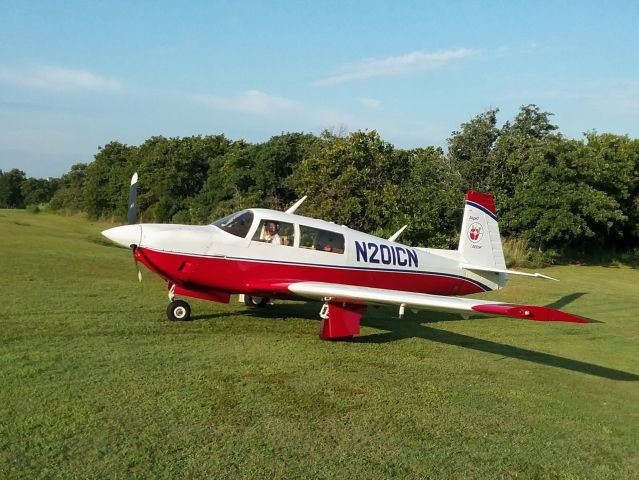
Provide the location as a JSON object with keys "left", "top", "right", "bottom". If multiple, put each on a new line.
{"left": 285, "top": 195, "right": 307, "bottom": 214}
{"left": 388, "top": 225, "right": 407, "bottom": 242}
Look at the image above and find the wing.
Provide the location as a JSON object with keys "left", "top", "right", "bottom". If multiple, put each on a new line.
{"left": 287, "top": 281, "right": 586, "bottom": 323}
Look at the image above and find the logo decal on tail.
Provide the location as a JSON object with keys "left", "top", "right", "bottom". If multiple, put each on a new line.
{"left": 468, "top": 222, "right": 483, "bottom": 243}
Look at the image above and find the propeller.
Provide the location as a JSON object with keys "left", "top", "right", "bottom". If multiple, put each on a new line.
{"left": 132, "top": 252, "right": 142, "bottom": 282}
{"left": 128, "top": 172, "right": 142, "bottom": 282}
{"left": 128, "top": 172, "right": 138, "bottom": 225}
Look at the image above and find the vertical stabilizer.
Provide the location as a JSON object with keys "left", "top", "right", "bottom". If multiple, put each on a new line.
{"left": 458, "top": 191, "right": 506, "bottom": 270}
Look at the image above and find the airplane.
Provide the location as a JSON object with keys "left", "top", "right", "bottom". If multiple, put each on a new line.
{"left": 101, "top": 173, "right": 587, "bottom": 340}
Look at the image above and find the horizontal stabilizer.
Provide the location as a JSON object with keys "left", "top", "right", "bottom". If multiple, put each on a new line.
{"left": 460, "top": 263, "right": 558, "bottom": 281}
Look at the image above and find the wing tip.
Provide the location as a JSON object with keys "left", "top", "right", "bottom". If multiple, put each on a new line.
{"left": 472, "top": 304, "right": 588, "bottom": 323}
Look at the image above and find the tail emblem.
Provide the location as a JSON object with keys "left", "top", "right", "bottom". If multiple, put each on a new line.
{"left": 468, "top": 222, "right": 483, "bottom": 243}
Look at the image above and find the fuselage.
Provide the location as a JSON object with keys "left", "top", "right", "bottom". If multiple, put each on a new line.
{"left": 103, "top": 208, "right": 500, "bottom": 300}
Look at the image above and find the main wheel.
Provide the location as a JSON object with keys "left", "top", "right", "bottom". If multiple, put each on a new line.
{"left": 244, "top": 295, "right": 269, "bottom": 307}
{"left": 167, "top": 299, "right": 192, "bottom": 321}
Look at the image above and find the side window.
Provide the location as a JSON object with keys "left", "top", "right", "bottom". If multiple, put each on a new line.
{"left": 299, "top": 225, "right": 344, "bottom": 254}
{"left": 252, "top": 220, "right": 294, "bottom": 246}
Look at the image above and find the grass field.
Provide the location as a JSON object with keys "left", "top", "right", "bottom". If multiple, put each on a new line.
{"left": 1, "top": 210, "right": 638, "bottom": 479}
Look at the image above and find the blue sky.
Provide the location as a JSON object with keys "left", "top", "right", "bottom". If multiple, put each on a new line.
{"left": 1, "top": 0, "right": 638, "bottom": 177}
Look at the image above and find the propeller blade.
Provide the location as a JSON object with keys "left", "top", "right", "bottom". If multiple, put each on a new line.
{"left": 127, "top": 172, "right": 138, "bottom": 225}
{"left": 131, "top": 245, "right": 142, "bottom": 282}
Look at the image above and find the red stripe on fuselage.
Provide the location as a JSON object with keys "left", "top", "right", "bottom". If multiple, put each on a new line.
{"left": 135, "top": 247, "right": 486, "bottom": 298}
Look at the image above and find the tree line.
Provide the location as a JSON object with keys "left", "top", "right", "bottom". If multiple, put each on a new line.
{"left": 2, "top": 105, "right": 637, "bottom": 261}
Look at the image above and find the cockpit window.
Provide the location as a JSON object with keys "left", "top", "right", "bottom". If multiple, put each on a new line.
{"left": 212, "top": 210, "right": 254, "bottom": 238}
{"left": 252, "top": 220, "right": 294, "bottom": 246}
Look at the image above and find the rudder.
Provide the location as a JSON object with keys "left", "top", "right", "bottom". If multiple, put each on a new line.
{"left": 458, "top": 191, "right": 506, "bottom": 270}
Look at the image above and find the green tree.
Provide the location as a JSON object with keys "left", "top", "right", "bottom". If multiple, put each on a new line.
{"left": 487, "top": 104, "right": 559, "bottom": 212}
{"left": 50, "top": 164, "right": 88, "bottom": 212}
{"left": 294, "top": 130, "right": 403, "bottom": 235}
{"left": 448, "top": 108, "right": 499, "bottom": 191}
{"left": 583, "top": 132, "right": 639, "bottom": 246}
{"left": 505, "top": 104, "right": 558, "bottom": 139}
{"left": 84, "top": 142, "right": 135, "bottom": 219}
{"left": 247, "top": 132, "right": 320, "bottom": 209}
{"left": 192, "top": 133, "right": 318, "bottom": 222}
{"left": 399, "top": 147, "right": 464, "bottom": 248}
{"left": 190, "top": 140, "right": 251, "bottom": 222}
{"left": 21, "top": 177, "right": 59, "bottom": 206}
{"left": 502, "top": 137, "right": 625, "bottom": 253}
{"left": 136, "top": 135, "right": 230, "bottom": 223}
{"left": 0, "top": 169, "right": 27, "bottom": 208}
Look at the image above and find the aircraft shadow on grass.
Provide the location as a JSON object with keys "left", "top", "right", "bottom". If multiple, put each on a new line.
{"left": 207, "top": 293, "right": 637, "bottom": 382}
{"left": 352, "top": 318, "right": 638, "bottom": 382}
{"left": 545, "top": 292, "right": 586, "bottom": 311}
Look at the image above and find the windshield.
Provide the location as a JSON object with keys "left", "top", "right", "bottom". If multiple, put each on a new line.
{"left": 212, "top": 210, "right": 254, "bottom": 238}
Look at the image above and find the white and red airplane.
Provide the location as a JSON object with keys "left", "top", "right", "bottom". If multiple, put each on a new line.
{"left": 102, "top": 173, "right": 586, "bottom": 340}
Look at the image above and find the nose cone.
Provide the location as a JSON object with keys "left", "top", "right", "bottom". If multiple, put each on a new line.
{"left": 102, "top": 224, "right": 142, "bottom": 248}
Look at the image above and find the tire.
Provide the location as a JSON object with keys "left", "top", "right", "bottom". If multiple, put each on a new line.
{"left": 167, "top": 299, "right": 192, "bottom": 321}
{"left": 244, "top": 295, "right": 269, "bottom": 308}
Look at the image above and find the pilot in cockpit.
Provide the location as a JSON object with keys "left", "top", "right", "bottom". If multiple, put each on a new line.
{"left": 260, "top": 221, "right": 281, "bottom": 245}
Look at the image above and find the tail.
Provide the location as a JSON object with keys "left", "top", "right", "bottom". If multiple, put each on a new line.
{"left": 458, "top": 191, "right": 507, "bottom": 289}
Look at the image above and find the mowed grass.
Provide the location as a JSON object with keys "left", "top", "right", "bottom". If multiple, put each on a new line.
{"left": 1, "top": 210, "right": 638, "bottom": 479}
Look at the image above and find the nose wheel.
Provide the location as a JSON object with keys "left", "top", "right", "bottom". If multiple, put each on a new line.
{"left": 167, "top": 299, "right": 192, "bottom": 321}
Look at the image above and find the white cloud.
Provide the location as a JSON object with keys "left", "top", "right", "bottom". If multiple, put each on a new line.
{"left": 315, "top": 48, "right": 479, "bottom": 86}
{"left": 190, "top": 89, "right": 298, "bottom": 116}
{"left": 0, "top": 65, "right": 123, "bottom": 92}
{"left": 357, "top": 97, "right": 382, "bottom": 109}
